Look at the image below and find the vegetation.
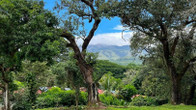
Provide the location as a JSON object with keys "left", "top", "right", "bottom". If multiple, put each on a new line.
{"left": 119, "top": 84, "right": 137, "bottom": 102}
{"left": 35, "top": 104, "right": 196, "bottom": 110}
{"left": 114, "top": 0, "right": 196, "bottom": 104}
{"left": 0, "top": 0, "right": 59, "bottom": 109}
{"left": 107, "top": 104, "right": 196, "bottom": 110}
{"left": 36, "top": 87, "right": 87, "bottom": 108}
{"left": 0, "top": 0, "right": 195, "bottom": 110}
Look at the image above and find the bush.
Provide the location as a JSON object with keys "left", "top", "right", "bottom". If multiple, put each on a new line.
{"left": 130, "top": 96, "right": 158, "bottom": 106}
{"left": 99, "top": 93, "right": 127, "bottom": 106}
{"left": 36, "top": 87, "right": 87, "bottom": 108}
{"left": 119, "top": 84, "right": 137, "bottom": 102}
{"left": 12, "top": 90, "right": 32, "bottom": 110}
{"left": 12, "top": 101, "right": 32, "bottom": 110}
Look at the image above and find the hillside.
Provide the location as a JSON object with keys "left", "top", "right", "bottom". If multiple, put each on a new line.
{"left": 87, "top": 45, "right": 142, "bottom": 65}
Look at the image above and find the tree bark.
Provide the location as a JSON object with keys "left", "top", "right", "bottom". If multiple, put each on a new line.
{"left": 87, "top": 83, "right": 99, "bottom": 105}
{"left": 77, "top": 64, "right": 100, "bottom": 105}
{"left": 171, "top": 77, "right": 181, "bottom": 104}
{"left": 160, "top": 39, "right": 183, "bottom": 105}
{"left": 3, "top": 82, "right": 10, "bottom": 110}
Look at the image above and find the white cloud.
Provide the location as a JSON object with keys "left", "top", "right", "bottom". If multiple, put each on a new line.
{"left": 113, "top": 25, "right": 129, "bottom": 31}
{"left": 76, "top": 32, "right": 134, "bottom": 46}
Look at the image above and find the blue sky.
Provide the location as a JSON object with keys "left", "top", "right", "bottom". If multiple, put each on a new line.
{"left": 43, "top": 0, "right": 133, "bottom": 46}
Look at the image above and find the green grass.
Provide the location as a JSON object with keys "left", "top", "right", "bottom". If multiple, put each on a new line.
{"left": 36, "top": 104, "right": 196, "bottom": 110}
{"left": 107, "top": 104, "right": 196, "bottom": 110}
{"left": 36, "top": 107, "right": 68, "bottom": 110}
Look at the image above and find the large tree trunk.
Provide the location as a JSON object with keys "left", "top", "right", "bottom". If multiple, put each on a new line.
{"left": 77, "top": 63, "right": 100, "bottom": 105}
{"left": 171, "top": 77, "right": 181, "bottom": 104}
{"left": 3, "top": 82, "right": 10, "bottom": 110}
{"left": 87, "top": 83, "right": 99, "bottom": 105}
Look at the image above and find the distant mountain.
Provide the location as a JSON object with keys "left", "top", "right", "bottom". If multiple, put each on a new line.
{"left": 87, "top": 45, "right": 142, "bottom": 65}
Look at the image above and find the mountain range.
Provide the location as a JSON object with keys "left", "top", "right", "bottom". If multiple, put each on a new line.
{"left": 87, "top": 45, "right": 142, "bottom": 65}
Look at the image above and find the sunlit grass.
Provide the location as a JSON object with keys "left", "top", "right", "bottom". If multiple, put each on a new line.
{"left": 107, "top": 104, "right": 196, "bottom": 110}
{"left": 36, "top": 104, "right": 196, "bottom": 110}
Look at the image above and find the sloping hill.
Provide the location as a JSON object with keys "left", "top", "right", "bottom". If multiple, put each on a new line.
{"left": 87, "top": 45, "right": 141, "bottom": 65}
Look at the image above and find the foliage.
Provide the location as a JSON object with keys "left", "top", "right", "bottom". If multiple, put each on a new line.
{"left": 36, "top": 87, "right": 87, "bottom": 108}
{"left": 119, "top": 84, "right": 137, "bottom": 102}
{"left": 12, "top": 89, "right": 32, "bottom": 110}
{"left": 25, "top": 72, "right": 37, "bottom": 105}
{"left": 99, "top": 72, "right": 123, "bottom": 93}
{"left": 0, "top": 0, "right": 60, "bottom": 67}
{"left": 99, "top": 93, "right": 127, "bottom": 106}
{"left": 130, "top": 96, "right": 158, "bottom": 106}
{"left": 141, "top": 73, "right": 170, "bottom": 99}
{"left": 95, "top": 60, "right": 126, "bottom": 79}
{"left": 13, "top": 80, "right": 25, "bottom": 89}
{"left": 122, "top": 67, "right": 140, "bottom": 85}
{"left": 14, "top": 61, "right": 56, "bottom": 107}
{"left": 135, "top": 59, "right": 171, "bottom": 99}
{"left": 114, "top": 0, "right": 196, "bottom": 104}
{"left": 0, "top": 0, "right": 60, "bottom": 108}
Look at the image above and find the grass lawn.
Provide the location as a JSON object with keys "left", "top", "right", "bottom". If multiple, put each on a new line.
{"left": 36, "top": 104, "right": 196, "bottom": 110}
{"left": 36, "top": 107, "right": 68, "bottom": 110}
{"left": 107, "top": 104, "right": 196, "bottom": 110}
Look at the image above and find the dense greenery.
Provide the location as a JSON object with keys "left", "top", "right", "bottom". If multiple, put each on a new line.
{"left": 0, "top": 0, "right": 60, "bottom": 109}
{"left": 130, "top": 96, "right": 157, "bottom": 106}
{"left": 0, "top": 0, "right": 195, "bottom": 110}
{"left": 119, "top": 84, "right": 137, "bottom": 102}
{"left": 114, "top": 0, "right": 196, "bottom": 104}
{"left": 99, "top": 94, "right": 127, "bottom": 106}
{"left": 35, "top": 104, "right": 196, "bottom": 110}
{"left": 95, "top": 60, "right": 126, "bottom": 79}
{"left": 36, "top": 87, "right": 87, "bottom": 108}
{"left": 107, "top": 105, "right": 196, "bottom": 110}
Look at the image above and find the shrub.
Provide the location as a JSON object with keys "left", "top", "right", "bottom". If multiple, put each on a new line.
{"left": 99, "top": 93, "right": 127, "bottom": 106}
{"left": 12, "top": 90, "right": 32, "bottom": 110}
{"left": 12, "top": 101, "right": 32, "bottom": 110}
{"left": 130, "top": 96, "right": 158, "bottom": 106}
{"left": 36, "top": 87, "right": 87, "bottom": 108}
{"left": 119, "top": 84, "right": 137, "bottom": 102}
{"left": 79, "top": 91, "right": 88, "bottom": 105}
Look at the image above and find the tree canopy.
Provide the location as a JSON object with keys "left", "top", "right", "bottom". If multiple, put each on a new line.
{"left": 114, "top": 0, "right": 196, "bottom": 104}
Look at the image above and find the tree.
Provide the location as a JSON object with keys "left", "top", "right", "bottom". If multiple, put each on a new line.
{"left": 15, "top": 61, "right": 55, "bottom": 106}
{"left": 52, "top": 53, "right": 85, "bottom": 109}
{"left": 119, "top": 84, "right": 137, "bottom": 102}
{"left": 116, "top": 0, "right": 196, "bottom": 104}
{"left": 99, "top": 72, "right": 123, "bottom": 94}
{"left": 55, "top": 0, "right": 112, "bottom": 105}
{"left": 95, "top": 60, "right": 127, "bottom": 79}
{"left": 140, "top": 60, "right": 171, "bottom": 100}
{"left": 122, "top": 64, "right": 141, "bottom": 85}
{"left": 0, "top": 0, "right": 59, "bottom": 109}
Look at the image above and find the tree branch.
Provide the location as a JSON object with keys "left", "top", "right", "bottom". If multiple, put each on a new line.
{"left": 188, "top": 23, "right": 196, "bottom": 39}
{"left": 181, "top": 56, "right": 196, "bottom": 76}
{"left": 81, "top": 0, "right": 92, "bottom": 6}
{"left": 80, "top": 0, "right": 101, "bottom": 52}
{"left": 61, "top": 32, "right": 81, "bottom": 55}
{"left": 171, "top": 36, "right": 179, "bottom": 56}
{"left": 82, "top": 19, "right": 101, "bottom": 52}
{"left": 184, "top": 19, "right": 196, "bottom": 26}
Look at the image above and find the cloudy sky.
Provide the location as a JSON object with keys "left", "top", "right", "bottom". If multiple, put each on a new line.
{"left": 44, "top": 0, "right": 133, "bottom": 46}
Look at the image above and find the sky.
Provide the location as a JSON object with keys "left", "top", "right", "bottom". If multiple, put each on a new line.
{"left": 43, "top": 0, "right": 133, "bottom": 46}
